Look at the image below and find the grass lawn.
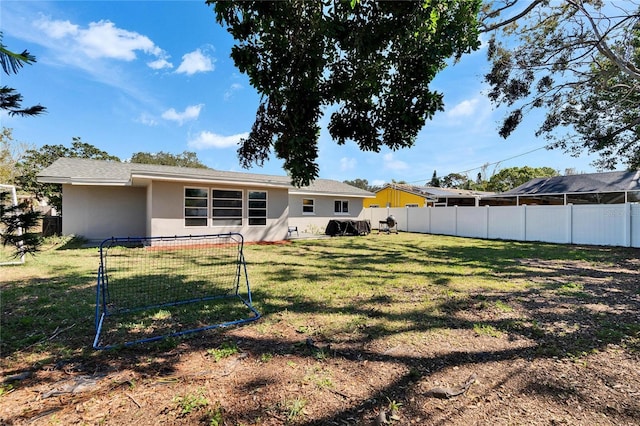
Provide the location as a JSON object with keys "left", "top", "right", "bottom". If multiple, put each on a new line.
{"left": 1, "top": 232, "right": 639, "bottom": 424}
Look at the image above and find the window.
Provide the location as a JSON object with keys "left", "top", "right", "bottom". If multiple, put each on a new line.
{"left": 369, "top": 204, "right": 380, "bottom": 208}
{"left": 184, "top": 187, "right": 208, "bottom": 227}
{"left": 212, "top": 189, "right": 243, "bottom": 226}
{"left": 405, "top": 203, "right": 419, "bottom": 208}
{"left": 248, "top": 191, "right": 267, "bottom": 226}
{"left": 334, "top": 200, "right": 349, "bottom": 214}
{"left": 302, "top": 198, "right": 315, "bottom": 214}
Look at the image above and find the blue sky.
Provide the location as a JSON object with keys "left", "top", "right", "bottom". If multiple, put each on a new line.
{"left": 2, "top": 1, "right": 604, "bottom": 187}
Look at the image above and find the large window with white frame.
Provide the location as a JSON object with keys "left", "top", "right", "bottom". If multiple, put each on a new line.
{"left": 184, "top": 187, "right": 208, "bottom": 227}
{"left": 248, "top": 190, "right": 267, "bottom": 226}
{"left": 302, "top": 198, "right": 315, "bottom": 214}
{"left": 212, "top": 189, "right": 243, "bottom": 226}
{"left": 334, "top": 200, "right": 349, "bottom": 214}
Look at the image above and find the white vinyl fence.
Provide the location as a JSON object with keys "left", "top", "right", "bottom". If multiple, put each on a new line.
{"left": 360, "top": 204, "right": 640, "bottom": 248}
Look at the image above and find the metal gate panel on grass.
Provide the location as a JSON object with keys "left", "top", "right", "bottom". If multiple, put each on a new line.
{"left": 93, "top": 233, "right": 260, "bottom": 350}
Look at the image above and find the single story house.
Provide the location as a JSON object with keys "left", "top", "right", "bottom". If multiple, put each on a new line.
{"left": 37, "top": 158, "right": 374, "bottom": 242}
{"left": 364, "top": 183, "right": 493, "bottom": 208}
{"left": 479, "top": 170, "right": 640, "bottom": 206}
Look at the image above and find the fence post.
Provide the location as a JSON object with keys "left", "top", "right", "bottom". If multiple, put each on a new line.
{"left": 422, "top": 207, "right": 427, "bottom": 234}
{"left": 521, "top": 205, "right": 527, "bottom": 241}
{"left": 454, "top": 205, "right": 458, "bottom": 237}
{"left": 405, "top": 206, "right": 409, "bottom": 232}
{"left": 624, "top": 203, "right": 632, "bottom": 247}
{"left": 566, "top": 204, "right": 573, "bottom": 244}
{"left": 485, "top": 205, "right": 490, "bottom": 239}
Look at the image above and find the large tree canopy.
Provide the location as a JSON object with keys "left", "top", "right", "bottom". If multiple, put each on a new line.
{"left": 0, "top": 127, "right": 33, "bottom": 185}
{"left": 343, "top": 178, "right": 377, "bottom": 192}
{"left": 209, "top": 0, "right": 481, "bottom": 186}
{"left": 130, "top": 151, "right": 209, "bottom": 169}
{"left": 481, "top": 0, "right": 640, "bottom": 170}
{"left": 436, "top": 165, "right": 559, "bottom": 192}
{"left": 485, "top": 166, "right": 558, "bottom": 193}
{"left": 440, "top": 172, "right": 472, "bottom": 189}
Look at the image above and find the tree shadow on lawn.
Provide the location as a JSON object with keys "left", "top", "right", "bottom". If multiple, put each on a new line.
{"left": 241, "top": 279, "right": 640, "bottom": 424}
{"left": 1, "top": 272, "right": 96, "bottom": 362}
{"left": 2, "top": 237, "right": 639, "bottom": 424}
{"left": 234, "top": 239, "right": 640, "bottom": 423}
{"left": 248, "top": 238, "right": 640, "bottom": 307}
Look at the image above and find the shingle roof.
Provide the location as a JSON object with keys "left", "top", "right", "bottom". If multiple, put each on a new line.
{"left": 378, "top": 183, "right": 492, "bottom": 198}
{"left": 502, "top": 171, "right": 640, "bottom": 195}
{"left": 38, "top": 158, "right": 374, "bottom": 197}
{"left": 290, "top": 179, "right": 373, "bottom": 197}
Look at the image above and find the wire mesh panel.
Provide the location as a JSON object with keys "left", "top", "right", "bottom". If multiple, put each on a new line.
{"left": 93, "top": 233, "right": 260, "bottom": 350}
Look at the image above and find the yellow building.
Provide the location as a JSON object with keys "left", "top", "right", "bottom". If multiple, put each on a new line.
{"left": 364, "top": 184, "right": 430, "bottom": 208}
{"left": 364, "top": 184, "right": 490, "bottom": 208}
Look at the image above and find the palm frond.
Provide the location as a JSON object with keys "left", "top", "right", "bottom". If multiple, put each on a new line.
{"left": 0, "top": 32, "right": 36, "bottom": 75}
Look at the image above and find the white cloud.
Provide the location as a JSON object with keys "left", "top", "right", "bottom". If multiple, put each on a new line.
{"left": 188, "top": 131, "right": 249, "bottom": 149}
{"left": 32, "top": 16, "right": 172, "bottom": 70}
{"left": 35, "top": 18, "right": 78, "bottom": 38}
{"left": 176, "top": 49, "right": 214, "bottom": 75}
{"left": 224, "top": 83, "right": 243, "bottom": 100}
{"left": 340, "top": 157, "right": 357, "bottom": 171}
{"left": 161, "top": 104, "right": 203, "bottom": 126}
{"left": 371, "top": 179, "right": 386, "bottom": 187}
{"left": 383, "top": 153, "right": 409, "bottom": 171}
{"left": 148, "top": 58, "right": 173, "bottom": 70}
{"left": 440, "top": 95, "right": 493, "bottom": 133}
{"left": 136, "top": 113, "right": 158, "bottom": 127}
{"left": 447, "top": 98, "right": 480, "bottom": 118}
{"left": 80, "top": 21, "right": 158, "bottom": 60}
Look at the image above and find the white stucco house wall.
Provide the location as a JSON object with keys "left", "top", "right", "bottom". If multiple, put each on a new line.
{"left": 37, "top": 158, "right": 373, "bottom": 242}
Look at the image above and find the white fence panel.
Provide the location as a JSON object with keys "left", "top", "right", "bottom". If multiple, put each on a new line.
{"left": 361, "top": 207, "right": 386, "bottom": 228}
{"left": 430, "top": 207, "right": 456, "bottom": 235}
{"left": 487, "top": 207, "right": 523, "bottom": 241}
{"left": 361, "top": 203, "right": 640, "bottom": 248}
{"left": 407, "top": 207, "right": 429, "bottom": 233}
{"left": 524, "top": 205, "right": 569, "bottom": 244}
{"left": 386, "top": 207, "right": 407, "bottom": 231}
{"left": 456, "top": 207, "right": 487, "bottom": 239}
{"left": 632, "top": 204, "right": 640, "bottom": 247}
{"left": 571, "top": 205, "right": 626, "bottom": 246}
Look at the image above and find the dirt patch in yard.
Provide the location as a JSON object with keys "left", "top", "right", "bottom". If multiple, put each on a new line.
{"left": 1, "top": 249, "right": 639, "bottom": 425}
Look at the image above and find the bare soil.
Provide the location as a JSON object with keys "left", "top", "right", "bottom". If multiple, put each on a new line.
{"left": 1, "top": 255, "right": 639, "bottom": 425}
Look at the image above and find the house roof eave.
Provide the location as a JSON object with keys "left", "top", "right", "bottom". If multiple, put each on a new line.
{"left": 37, "top": 177, "right": 131, "bottom": 186}
{"left": 130, "top": 172, "right": 291, "bottom": 189}
{"left": 289, "top": 189, "right": 375, "bottom": 198}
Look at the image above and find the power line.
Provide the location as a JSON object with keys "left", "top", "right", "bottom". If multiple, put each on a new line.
{"left": 408, "top": 144, "right": 551, "bottom": 184}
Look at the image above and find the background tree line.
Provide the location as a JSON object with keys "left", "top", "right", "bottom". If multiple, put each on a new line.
{"left": 344, "top": 165, "right": 561, "bottom": 194}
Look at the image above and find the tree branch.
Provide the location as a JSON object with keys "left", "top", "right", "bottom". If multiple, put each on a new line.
{"left": 568, "top": 0, "right": 640, "bottom": 81}
{"left": 480, "top": 0, "right": 545, "bottom": 33}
